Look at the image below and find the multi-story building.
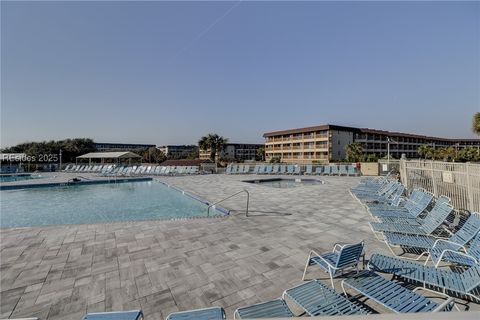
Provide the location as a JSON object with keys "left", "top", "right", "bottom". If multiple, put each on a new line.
{"left": 157, "top": 145, "right": 198, "bottom": 158}
{"left": 94, "top": 142, "right": 155, "bottom": 151}
{"left": 263, "top": 124, "right": 480, "bottom": 164}
{"left": 199, "top": 143, "right": 263, "bottom": 161}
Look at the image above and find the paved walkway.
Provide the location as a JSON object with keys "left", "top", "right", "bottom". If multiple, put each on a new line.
{"left": 0, "top": 174, "right": 472, "bottom": 319}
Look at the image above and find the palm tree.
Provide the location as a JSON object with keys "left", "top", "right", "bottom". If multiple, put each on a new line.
{"left": 417, "top": 145, "right": 434, "bottom": 160}
{"left": 256, "top": 146, "right": 265, "bottom": 161}
{"left": 198, "top": 134, "right": 228, "bottom": 162}
{"left": 345, "top": 142, "right": 363, "bottom": 162}
{"left": 473, "top": 112, "right": 480, "bottom": 136}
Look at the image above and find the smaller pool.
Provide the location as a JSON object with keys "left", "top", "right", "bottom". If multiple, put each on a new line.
{"left": 243, "top": 178, "right": 324, "bottom": 188}
{"left": 0, "top": 174, "right": 43, "bottom": 183}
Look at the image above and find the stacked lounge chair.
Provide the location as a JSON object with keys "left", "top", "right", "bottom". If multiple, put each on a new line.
{"left": 368, "top": 253, "right": 480, "bottom": 302}
{"left": 341, "top": 271, "right": 455, "bottom": 313}
{"left": 382, "top": 212, "right": 480, "bottom": 261}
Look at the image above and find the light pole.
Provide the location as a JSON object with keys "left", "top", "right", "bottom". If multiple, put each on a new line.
{"left": 59, "top": 149, "right": 62, "bottom": 172}
{"left": 387, "top": 137, "right": 390, "bottom": 167}
{"left": 387, "top": 137, "right": 398, "bottom": 168}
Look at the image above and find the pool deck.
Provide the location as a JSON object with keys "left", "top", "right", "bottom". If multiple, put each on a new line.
{"left": 1, "top": 173, "right": 478, "bottom": 319}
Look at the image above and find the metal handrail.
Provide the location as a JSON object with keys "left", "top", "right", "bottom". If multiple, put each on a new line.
{"left": 207, "top": 189, "right": 250, "bottom": 217}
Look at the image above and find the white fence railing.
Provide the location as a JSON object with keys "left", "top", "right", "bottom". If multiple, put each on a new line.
{"left": 399, "top": 160, "right": 480, "bottom": 212}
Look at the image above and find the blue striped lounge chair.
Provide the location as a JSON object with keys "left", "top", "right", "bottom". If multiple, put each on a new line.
{"left": 351, "top": 179, "right": 392, "bottom": 196}
{"left": 234, "top": 299, "right": 293, "bottom": 319}
{"left": 339, "top": 165, "right": 348, "bottom": 176}
{"left": 166, "top": 307, "right": 226, "bottom": 320}
{"left": 243, "top": 164, "right": 250, "bottom": 174}
{"left": 283, "top": 280, "right": 369, "bottom": 316}
{"left": 123, "top": 167, "right": 133, "bottom": 176}
{"left": 358, "top": 183, "right": 405, "bottom": 205}
{"left": 302, "top": 241, "right": 365, "bottom": 287}
{"left": 83, "top": 310, "right": 143, "bottom": 320}
{"left": 279, "top": 165, "right": 287, "bottom": 174}
{"left": 258, "top": 165, "right": 266, "bottom": 174}
{"left": 330, "top": 165, "right": 339, "bottom": 176}
{"left": 369, "top": 201, "right": 454, "bottom": 238}
{"left": 190, "top": 166, "right": 199, "bottom": 174}
{"left": 372, "top": 191, "right": 435, "bottom": 222}
{"left": 234, "top": 280, "right": 369, "bottom": 319}
{"left": 225, "top": 165, "right": 233, "bottom": 174}
{"left": 293, "top": 165, "right": 301, "bottom": 174}
{"left": 253, "top": 165, "right": 261, "bottom": 174}
{"left": 427, "top": 230, "right": 480, "bottom": 267}
{"left": 322, "top": 166, "right": 332, "bottom": 176}
{"left": 352, "top": 180, "right": 396, "bottom": 198}
{"left": 286, "top": 165, "right": 294, "bottom": 174}
{"left": 305, "top": 164, "right": 313, "bottom": 175}
{"left": 347, "top": 165, "right": 358, "bottom": 176}
{"left": 382, "top": 212, "right": 480, "bottom": 260}
{"left": 314, "top": 166, "right": 323, "bottom": 175}
{"left": 341, "top": 271, "right": 455, "bottom": 313}
{"left": 368, "top": 253, "right": 480, "bottom": 302}
{"left": 367, "top": 188, "right": 425, "bottom": 213}
{"left": 374, "top": 195, "right": 450, "bottom": 225}
{"left": 265, "top": 165, "right": 273, "bottom": 174}
{"left": 272, "top": 164, "right": 279, "bottom": 174}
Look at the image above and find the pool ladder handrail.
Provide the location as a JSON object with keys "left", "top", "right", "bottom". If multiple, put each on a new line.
{"left": 207, "top": 189, "right": 250, "bottom": 217}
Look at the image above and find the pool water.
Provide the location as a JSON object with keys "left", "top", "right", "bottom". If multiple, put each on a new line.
{"left": 0, "top": 180, "right": 220, "bottom": 228}
{"left": 0, "top": 174, "right": 42, "bottom": 183}
{"left": 244, "top": 178, "right": 324, "bottom": 188}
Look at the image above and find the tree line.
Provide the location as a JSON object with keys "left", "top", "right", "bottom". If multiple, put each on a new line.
{"left": 1, "top": 138, "right": 97, "bottom": 163}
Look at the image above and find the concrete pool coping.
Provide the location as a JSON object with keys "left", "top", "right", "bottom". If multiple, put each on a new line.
{"left": 0, "top": 177, "right": 154, "bottom": 191}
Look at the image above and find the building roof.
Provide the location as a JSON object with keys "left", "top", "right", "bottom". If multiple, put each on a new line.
{"left": 263, "top": 124, "right": 357, "bottom": 137}
{"left": 263, "top": 124, "right": 480, "bottom": 142}
{"left": 77, "top": 152, "right": 142, "bottom": 159}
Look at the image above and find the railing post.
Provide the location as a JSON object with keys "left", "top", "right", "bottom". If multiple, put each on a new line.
{"left": 430, "top": 161, "right": 438, "bottom": 197}
{"left": 245, "top": 190, "right": 249, "bottom": 217}
{"left": 399, "top": 159, "right": 407, "bottom": 189}
{"left": 465, "top": 163, "right": 474, "bottom": 212}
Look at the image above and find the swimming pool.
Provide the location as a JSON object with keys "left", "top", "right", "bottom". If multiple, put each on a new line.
{"left": 243, "top": 178, "right": 324, "bottom": 188}
{"left": 0, "top": 174, "right": 43, "bottom": 183}
{"left": 0, "top": 180, "right": 224, "bottom": 228}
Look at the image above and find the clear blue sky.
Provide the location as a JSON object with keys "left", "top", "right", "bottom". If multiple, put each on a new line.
{"left": 1, "top": 1, "right": 479, "bottom": 147}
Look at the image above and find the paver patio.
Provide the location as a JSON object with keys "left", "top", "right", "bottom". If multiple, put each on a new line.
{"left": 0, "top": 174, "right": 476, "bottom": 319}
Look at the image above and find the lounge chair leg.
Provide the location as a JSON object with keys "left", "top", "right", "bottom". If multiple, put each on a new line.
{"left": 424, "top": 254, "right": 431, "bottom": 266}
{"left": 302, "top": 253, "right": 312, "bottom": 281}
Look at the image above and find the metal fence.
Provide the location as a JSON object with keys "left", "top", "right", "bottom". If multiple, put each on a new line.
{"left": 399, "top": 160, "right": 480, "bottom": 212}
{"left": 378, "top": 159, "right": 401, "bottom": 176}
